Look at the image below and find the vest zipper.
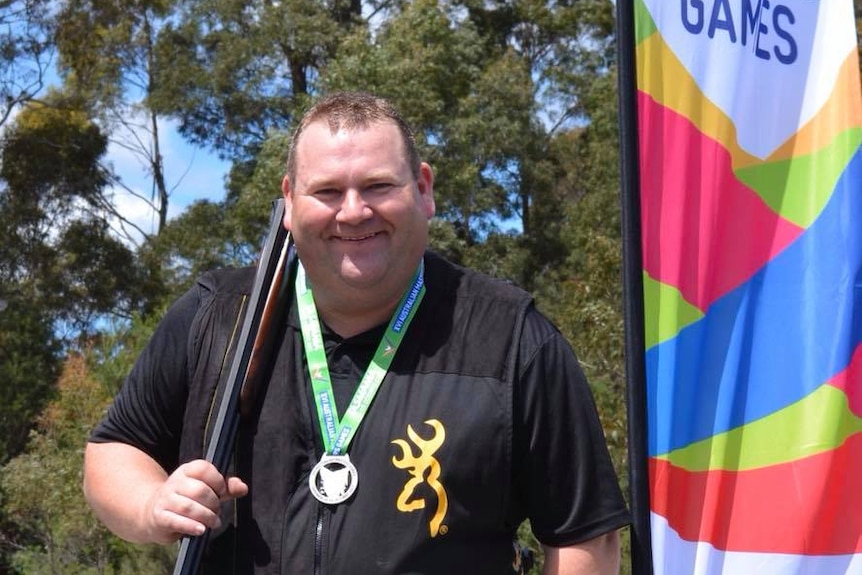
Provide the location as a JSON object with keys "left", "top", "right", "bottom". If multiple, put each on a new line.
{"left": 313, "top": 504, "right": 327, "bottom": 575}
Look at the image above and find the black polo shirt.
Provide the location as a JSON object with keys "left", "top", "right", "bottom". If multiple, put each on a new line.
{"left": 91, "top": 252, "right": 630, "bottom": 574}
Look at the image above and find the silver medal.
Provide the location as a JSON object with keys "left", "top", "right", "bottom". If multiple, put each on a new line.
{"left": 309, "top": 454, "right": 358, "bottom": 504}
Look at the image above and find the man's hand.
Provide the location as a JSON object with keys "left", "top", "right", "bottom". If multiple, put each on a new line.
{"left": 143, "top": 459, "right": 249, "bottom": 543}
{"left": 84, "top": 442, "right": 248, "bottom": 545}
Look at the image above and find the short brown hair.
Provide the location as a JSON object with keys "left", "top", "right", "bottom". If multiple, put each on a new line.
{"left": 285, "top": 92, "right": 421, "bottom": 183}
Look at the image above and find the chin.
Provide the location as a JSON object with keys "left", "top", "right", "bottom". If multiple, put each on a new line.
{"left": 338, "top": 253, "right": 387, "bottom": 276}
{"left": 339, "top": 271, "right": 386, "bottom": 290}
{"left": 336, "top": 264, "right": 385, "bottom": 288}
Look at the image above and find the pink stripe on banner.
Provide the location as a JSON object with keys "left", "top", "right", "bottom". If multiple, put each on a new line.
{"left": 650, "top": 433, "right": 862, "bottom": 554}
{"left": 638, "top": 92, "right": 804, "bottom": 311}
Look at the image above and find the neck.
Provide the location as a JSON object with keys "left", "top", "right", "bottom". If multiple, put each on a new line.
{"left": 298, "top": 258, "right": 425, "bottom": 339}
{"left": 315, "top": 295, "right": 400, "bottom": 338}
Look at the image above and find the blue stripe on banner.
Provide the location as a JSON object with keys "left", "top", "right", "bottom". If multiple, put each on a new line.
{"left": 647, "top": 147, "right": 862, "bottom": 457}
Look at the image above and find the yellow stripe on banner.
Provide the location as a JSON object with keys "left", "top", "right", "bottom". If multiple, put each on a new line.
{"left": 767, "top": 51, "right": 862, "bottom": 162}
{"left": 732, "top": 51, "right": 862, "bottom": 227}
{"left": 636, "top": 31, "right": 761, "bottom": 170}
{"left": 658, "top": 384, "right": 862, "bottom": 472}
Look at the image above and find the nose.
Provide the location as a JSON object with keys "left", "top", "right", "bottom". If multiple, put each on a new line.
{"left": 336, "top": 189, "right": 372, "bottom": 224}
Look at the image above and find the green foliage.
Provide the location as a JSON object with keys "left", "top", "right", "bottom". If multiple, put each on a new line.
{"left": 226, "top": 131, "right": 291, "bottom": 248}
{"left": 0, "top": 300, "right": 60, "bottom": 465}
{"left": 323, "top": 0, "right": 487, "bottom": 125}
{"left": 0, "top": 354, "right": 174, "bottom": 574}
{"left": 516, "top": 520, "right": 543, "bottom": 574}
{"left": 140, "top": 198, "right": 260, "bottom": 304}
{"left": 0, "top": 102, "right": 107, "bottom": 212}
{"left": 0, "top": 102, "right": 148, "bottom": 329}
{"left": 84, "top": 309, "right": 165, "bottom": 397}
{"left": 2, "top": 355, "right": 113, "bottom": 573}
{"left": 0, "top": 99, "right": 146, "bottom": 466}
{"left": 55, "top": 0, "right": 174, "bottom": 105}
{"left": 150, "top": 0, "right": 350, "bottom": 158}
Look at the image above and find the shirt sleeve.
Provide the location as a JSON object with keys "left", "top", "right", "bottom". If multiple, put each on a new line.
{"left": 513, "top": 306, "right": 630, "bottom": 546}
{"left": 88, "top": 285, "right": 202, "bottom": 472}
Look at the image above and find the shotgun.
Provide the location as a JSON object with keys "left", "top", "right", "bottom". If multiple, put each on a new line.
{"left": 172, "top": 199, "right": 296, "bottom": 575}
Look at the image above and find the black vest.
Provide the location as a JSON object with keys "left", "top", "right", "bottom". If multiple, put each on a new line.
{"left": 179, "top": 253, "right": 534, "bottom": 575}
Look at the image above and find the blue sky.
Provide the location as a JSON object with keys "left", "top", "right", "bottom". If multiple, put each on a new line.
{"left": 106, "top": 118, "right": 231, "bottom": 244}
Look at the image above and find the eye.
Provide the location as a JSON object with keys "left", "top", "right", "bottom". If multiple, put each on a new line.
{"left": 366, "top": 182, "right": 393, "bottom": 193}
{"left": 313, "top": 188, "right": 341, "bottom": 199}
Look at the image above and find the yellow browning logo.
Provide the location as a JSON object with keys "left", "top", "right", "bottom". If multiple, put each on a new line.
{"left": 391, "top": 419, "right": 448, "bottom": 537}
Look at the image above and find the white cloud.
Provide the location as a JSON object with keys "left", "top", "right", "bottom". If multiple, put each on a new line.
{"left": 105, "top": 185, "right": 159, "bottom": 245}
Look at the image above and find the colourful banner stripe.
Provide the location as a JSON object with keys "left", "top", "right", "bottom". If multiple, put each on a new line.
{"left": 651, "top": 513, "right": 862, "bottom": 575}
{"left": 639, "top": 90, "right": 805, "bottom": 312}
{"left": 646, "top": 147, "right": 862, "bottom": 455}
{"left": 633, "top": 0, "right": 862, "bottom": 571}
{"left": 651, "top": 431, "right": 862, "bottom": 554}
{"left": 659, "top": 359, "right": 862, "bottom": 472}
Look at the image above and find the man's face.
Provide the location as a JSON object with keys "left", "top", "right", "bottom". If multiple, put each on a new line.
{"left": 282, "top": 119, "right": 435, "bottom": 299}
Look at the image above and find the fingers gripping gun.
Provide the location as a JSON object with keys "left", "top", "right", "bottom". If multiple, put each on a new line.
{"left": 173, "top": 199, "right": 296, "bottom": 575}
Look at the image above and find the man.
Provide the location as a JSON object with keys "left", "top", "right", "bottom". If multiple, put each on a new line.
{"left": 84, "top": 92, "right": 629, "bottom": 574}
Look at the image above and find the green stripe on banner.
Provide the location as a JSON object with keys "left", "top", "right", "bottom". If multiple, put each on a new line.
{"left": 735, "top": 128, "right": 862, "bottom": 228}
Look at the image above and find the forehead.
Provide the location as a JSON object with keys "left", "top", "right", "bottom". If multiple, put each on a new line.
{"left": 294, "top": 120, "right": 408, "bottom": 174}
{"left": 296, "top": 118, "right": 404, "bottom": 152}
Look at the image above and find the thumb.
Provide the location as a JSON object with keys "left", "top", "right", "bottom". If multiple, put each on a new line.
{"left": 221, "top": 476, "right": 249, "bottom": 501}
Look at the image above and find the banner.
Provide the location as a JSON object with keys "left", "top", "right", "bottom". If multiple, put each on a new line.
{"left": 619, "top": 1, "right": 862, "bottom": 573}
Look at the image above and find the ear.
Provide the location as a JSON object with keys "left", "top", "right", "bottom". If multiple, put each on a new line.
{"left": 417, "top": 162, "right": 435, "bottom": 219}
{"left": 281, "top": 175, "right": 293, "bottom": 231}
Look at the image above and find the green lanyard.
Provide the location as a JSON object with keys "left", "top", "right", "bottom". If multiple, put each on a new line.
{"left": 296, "top": 261, "right": 426, "bottom": 455}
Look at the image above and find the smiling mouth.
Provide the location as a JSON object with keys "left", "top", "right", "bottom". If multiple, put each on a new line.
{"left": 336, "top": 232, "right": 379, "bottom": 241}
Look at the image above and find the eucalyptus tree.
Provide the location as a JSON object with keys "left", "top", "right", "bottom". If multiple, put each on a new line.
{"left": 150, "top": 0, "right": 361, "bottom": 160}
{"left": 54, "top": 0, "right": 182, "bottom": 237}
{"left": 0, "top": 297, "right": 59, "bottom": 466}
{"left": 0, "top": 105, "right": 156, "bottom": 561}
{"left": 0, "top": 101, "right": 147, "bottom": 331}
{"left": 455, "top": 0, "right": 615, "bottom": 281}
{"left": 0, "top": 103, "right": 109, "bottom": 522}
